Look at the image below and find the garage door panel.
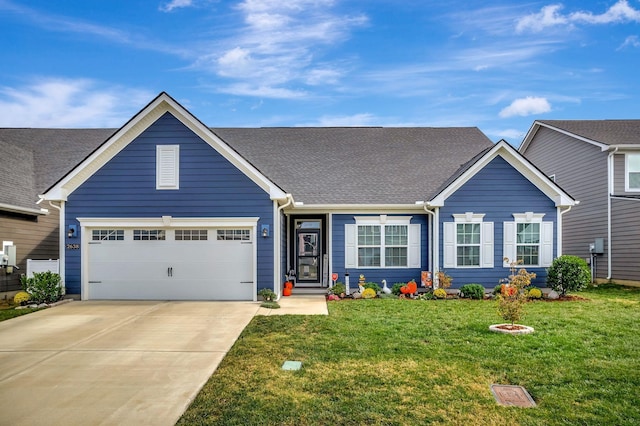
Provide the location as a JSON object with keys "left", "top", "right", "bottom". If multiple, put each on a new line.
{"left": 87, "top": 227, "right": 255, "bottom": 301}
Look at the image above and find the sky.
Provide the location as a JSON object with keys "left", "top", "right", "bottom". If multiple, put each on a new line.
{"left": 1, "top": 0, "right": 639, "bottom": 146}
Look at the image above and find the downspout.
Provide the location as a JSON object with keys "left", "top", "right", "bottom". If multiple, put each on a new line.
{"left": 557, "top": 204, "right": 573, "bottom": 256}
{"left": 274, "top": 194, "right": 294, "bottom": 300}
{"left": 419, "top": 202, "right": 435, "bottom": 274}
{"left": 607, "top": 147, "right": 618, "bottom": 280}
{"left": 46, "top": 200, "right": 66, "bottom": 294}
{"left": 418, "top": 201, "right": 439, "bottom": 287}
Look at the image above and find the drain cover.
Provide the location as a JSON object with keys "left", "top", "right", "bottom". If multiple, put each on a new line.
{"left": 490, "top": 385, "right": 536, "bottom": 407}
{"left": 282, "top": 361, "right": 302, "bottom": 371}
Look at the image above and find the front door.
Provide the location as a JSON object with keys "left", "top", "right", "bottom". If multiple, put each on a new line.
{"left": 295, "top": 220, "right": 322, "bottom": 286}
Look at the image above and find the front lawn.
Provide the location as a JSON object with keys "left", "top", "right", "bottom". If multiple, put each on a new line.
{"left": 0, "top": 305, "right": 42, "bottom": 322}
{"left": 179, "top": 285, "right": 640, "bottom": 425}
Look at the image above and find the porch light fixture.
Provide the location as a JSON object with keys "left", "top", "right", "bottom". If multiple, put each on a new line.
{"left": 67, "top": 225, "right": 77, "bottom": 238}
{"left": 261, "top": 224, "right": 270, "bottom": 238}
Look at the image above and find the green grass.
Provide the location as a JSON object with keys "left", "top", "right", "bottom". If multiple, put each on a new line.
{"left": 179, "top": 285, "right": 640, "bottom": 425}
{"left": 0, "top": 305, "right": 42, "bottom": 322}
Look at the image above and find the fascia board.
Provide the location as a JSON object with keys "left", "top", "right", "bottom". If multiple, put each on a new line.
{"left": 518, "top": 121, "right": 542, "bottom": 153}
{"left": 430, "top": 141, "right": 576, "bottom": 208}
{"left": 41, "top": 93, "right": 286, "bottom": 201}
{"left": 282, "top": 203, "right": 426, "bottom": 214}
{"left": 606, "top": 144, "right": 640, "bottom": 152}
{"left": 77, "top": 216, "right": 260, "bottom": 228}
{"left": 0, "top": 202, "right": 49, "bottom": 216}
{"left": 535, "top": 122, "right": 610, "bottom": 151}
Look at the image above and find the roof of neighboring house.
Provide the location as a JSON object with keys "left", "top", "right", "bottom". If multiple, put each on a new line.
{"left": 520, "top": 120, "right": 640, "bottom": 152}
{"left": 214, "top": 127, "right": 493, "bottom": 205}
{"left": 0, "top": 128, "right": 115, "bottom": 213}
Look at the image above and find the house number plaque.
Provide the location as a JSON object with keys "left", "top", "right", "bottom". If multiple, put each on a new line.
{"left": 66, "top": 244, "right": 80, "bottom": 250}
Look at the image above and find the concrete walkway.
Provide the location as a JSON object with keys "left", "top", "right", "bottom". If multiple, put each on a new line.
{"left": 0, "top": 296, "right": 328, "bottom": 426}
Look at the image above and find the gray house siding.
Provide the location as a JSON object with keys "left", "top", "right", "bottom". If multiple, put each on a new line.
{"left": 611, "top": 199, "right": 640, "bottom": 280}
{"left": 523, "top": 127, "right": 610, "bottom": 279}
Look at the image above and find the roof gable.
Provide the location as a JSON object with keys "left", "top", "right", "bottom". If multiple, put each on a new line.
{"left": 41, "top": 92, "right": 286, "bottom": 202}
{"left": 520, "top": 120, "right": 640, "bottom": 153}
{"left": 429, "top": 140, "right": 575, "bottom": 208}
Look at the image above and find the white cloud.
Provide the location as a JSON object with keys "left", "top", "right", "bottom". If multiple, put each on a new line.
{"left": 516, "top": 1, "right": 640, "bottom": 33}
{"left": 499, "top": 96, "right": 551, "bottom": 118}
{"left": 301, "top": 113, "right": 376, "bottom": 127}
{"left": 159, "top": 0, "right": 193, "bottom": 13}
{"left": 618, "top": 35, "right": 640, "bottom": 49}
{"left": 0, "top": 78, "right": 153, "bottom": 127}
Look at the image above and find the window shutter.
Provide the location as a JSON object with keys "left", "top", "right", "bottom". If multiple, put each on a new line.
{"left": 443, "top": 222, "right": 455, "bottom": 268}
{"left": 345, "top": 224, "right": 357, "bottom": 268}
{"left": 409, "top": 224, "right": 421, "bottom": 268}
{"left": 503, "top": 221, "right": 515, "bottom": 267}
{"left": 157, "top": 145, "right": 179, "bottom": 189}
{"left": 481, "top": 221, "right": 494, "bottom": 268}
{"left": 540, "top": 221, "right": 554, "bottom": 267}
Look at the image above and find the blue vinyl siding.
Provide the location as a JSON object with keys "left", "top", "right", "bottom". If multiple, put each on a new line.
{"left": 331, "top": 213, "right": 429, "bottom": 287}
{"left": 439, "top": 156, "right": 556, "bottom": 288}
{"left": 64, "top": 112, "right": 274, "bottom": 294}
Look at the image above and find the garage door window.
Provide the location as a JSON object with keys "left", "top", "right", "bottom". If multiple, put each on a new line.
{"left": 92, "top": 230, "right": 124, "bottom": 241}
{"left": 133, "top": 230, "right": 166, "bottom": 241}
{"left": 217, "top": 229, "right": 251, "bottom": 241}
{"left": 175, "top": 230, "right": 208, "bottom": 241}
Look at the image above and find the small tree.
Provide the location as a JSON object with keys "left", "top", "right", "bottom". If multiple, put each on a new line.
{"left": 497, "top": 258, "right": 536, "bottom": 325}
{"left": 546, "top": 255, "right": 591, "bottom": 296}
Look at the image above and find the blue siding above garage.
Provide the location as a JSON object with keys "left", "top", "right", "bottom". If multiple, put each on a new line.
{"left": 439, "top": 156, "right": 557, "bottom": 288}
{"left": 64, "top": 112, "right": 274, "bottom": 295}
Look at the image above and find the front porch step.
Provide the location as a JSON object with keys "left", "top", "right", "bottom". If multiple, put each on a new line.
{"left": 290, "top": 287, "right": 327, "bottom": 295}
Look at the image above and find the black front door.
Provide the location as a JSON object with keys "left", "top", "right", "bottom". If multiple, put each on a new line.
{"left": 295, "top": 220, "right": 322, "bottom": 285}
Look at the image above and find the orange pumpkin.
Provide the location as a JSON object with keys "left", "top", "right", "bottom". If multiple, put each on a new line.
{"left": 283, "top": 287, "right": 292, "bottom": 296}
{"left": 284, "top": 281, "right": 294, "bottom": 289}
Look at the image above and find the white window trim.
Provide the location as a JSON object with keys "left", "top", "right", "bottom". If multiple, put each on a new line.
{"left": 503, "top": 212, "right": 553, "bottom": 267}
{"left": 625, "top": 153, "right": 640, "bottom": 192}
{"left": 443, "top": 213, "right": 494, "bottom": 269}
{"left": 345, "top": 216, "right": 420, "bottom": 269}
{"left": 156, "top": 145, "right": 180, "bottom": 190}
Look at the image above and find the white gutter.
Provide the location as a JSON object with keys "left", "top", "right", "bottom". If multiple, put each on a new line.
{"left": 0, "top": 202, "right": 48, "bottom": 216}
{"left": 557, "top": 204, "right": 575, "bottom": 256}
{"left": 607, "top": 147, "right": 618, "bottom": 279}
{"left": 416, "top": 201, "right": 436, "bottom": 274}
{"left": 274, "top": 194, "right": 294, "bottom": 300}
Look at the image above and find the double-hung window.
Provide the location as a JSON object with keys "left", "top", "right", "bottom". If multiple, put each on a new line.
{"left": 443, "top": 213, "right": 494, "bottom": 268}
{"left": 503, "top": 213, "right": 553, "bottom": 267}
{"left": 626, "top": 153, "right": 640, "bottom": 191}
{"left": 345, "top": 216, "right": 420, "bottom": 269}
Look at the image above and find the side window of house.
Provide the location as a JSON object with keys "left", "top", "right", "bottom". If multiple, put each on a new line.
{"left": 156, "top": 145, "right": 180, "bottom": 190}
{"left": 503, "top": 213, "right": 553, "bottom": 267}
{"left": 443, "top": 213, "right": 494, "bottom": 268}
{"left": 345, "top": 216, "right": 420, "bottom": 269}
{"left": 626, "top": 153, "right": 640, "bottom": 191}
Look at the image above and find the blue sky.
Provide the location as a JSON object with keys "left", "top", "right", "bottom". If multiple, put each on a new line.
{"left": 1, "top": 0, "right": 639, "bottom": 146}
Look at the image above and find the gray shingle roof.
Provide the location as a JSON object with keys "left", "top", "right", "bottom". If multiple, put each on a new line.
{"left": 0, "top": 128, "right": 115, "bottom": 211}
{"left": 1, "top": 125, "right": 493, "bottom": 210}
{"left": 213, "top": 127, "right": 493, "bottom": 205}
{"left": 539, "top": 120, "right": 640, "bottom": 146}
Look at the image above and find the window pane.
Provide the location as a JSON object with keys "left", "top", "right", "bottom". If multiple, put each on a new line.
{"left": 358, "top": 247, "right": 380, "bottom": 267}
{"left": 385, "top": 225, "right": 408, "bottom": 245}
{"left": 517, "top": 223, "right": 540, "bottom": 244}
{"left": 358, "top": 225, "right": 380, "bottom": 246}
{"left": 517, "top": 245, "right": 539, "bottom": 265}
{"left": 385, "top": 247, "right": 407, "bottom": 267}
{"left": 629, "top": 172, "right": 640, "bottom": 189}
{"left": 456, "top": 223, "right": 480, "bottom": 244}
{"left": 133, "top": 230, "right": 166, "bottom": 241}
{"left": 629, "top": 154, "right": 640, "bottom": 171}
{"left": 457, "top": 246, "right": 480, "bottom": 266}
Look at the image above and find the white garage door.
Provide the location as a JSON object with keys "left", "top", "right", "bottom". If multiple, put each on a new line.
{"left": 86, "top": 227, "right": 254, "bottom": 300}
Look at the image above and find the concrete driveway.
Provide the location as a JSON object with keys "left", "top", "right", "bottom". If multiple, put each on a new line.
{"left": 0, "top": 300, "right": 261, "bottom": 426}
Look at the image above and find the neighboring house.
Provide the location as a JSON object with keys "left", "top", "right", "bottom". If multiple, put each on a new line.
{"left": 0, "top": 129, "right": 114, "bottom": 294}
{"left": 520, "top": 120, "right": 640, "bottom": 285}
{"left": 33, "top": 92, "right": 574, "bottom": 300}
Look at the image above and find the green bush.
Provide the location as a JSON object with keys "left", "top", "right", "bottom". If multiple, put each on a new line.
{"left": 391, "top": 283, "right": 405, "bottom": 296}
{"left": 546, "top": 255, "right": 591, "bottom": 296}
{"left": 329, "top": 282, "right": 346, "bottom": 296}
{"left": 363, "top": 282, "right": 381, "bottom": 294}
{"left": 20, "top": 272, "right": 62, "bottom": 304}
{"left": 459, "top": 284, "right": 485, "bottom": 300}
{"left": 258, "top": 288, "right": 277, "bottom": 302}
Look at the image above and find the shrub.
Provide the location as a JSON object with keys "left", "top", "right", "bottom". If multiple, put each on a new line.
{"left": 258, "top": 288, "right": 277, "bottom": 302}
{"left": 14, "top": 291, "right": 30, "bottom": 305}
{"left": 459, "top": 284, "right": 485, "bottom": 300}
{"left": 391, "top": 283, "right": 405, "bottom": 296}
{"left": 434, "top": 288, "right": 447, "bottom": 299}
{"left": 546, "top": 255, "right": 591, "bottom": 296}
{"left": 329, "top": 282, "right": 346, "bottom": 296}
{"left": 497, "top": 258, "right": 536, "bottom": 325}
{"left": 363, "top": 282, "right": 381, "bottom": 294}
{"left": 528, "top": 288, "right": 542, "bottom": 299}
{"left": 362, "top": 288, "right": 377, "bottom": 299}
{"left": 416, "top": 291, "right": 435, "bottom": 300}
{"left": 20, "top": 272, "right": 62, "bottom": 304}
{"left": 437, "top": 271, "right": 452, "bottom": 289}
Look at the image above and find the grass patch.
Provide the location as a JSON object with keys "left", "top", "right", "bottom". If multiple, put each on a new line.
{"left": 0, "top": 305, "right": 42, "bottom": 322}
{"left": 179, "top": 285, "right": 640, "bottom": 425}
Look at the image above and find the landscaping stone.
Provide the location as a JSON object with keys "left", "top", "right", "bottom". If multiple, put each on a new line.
{"left": 547, "top": 290, "right": 559, "bottom": 300}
